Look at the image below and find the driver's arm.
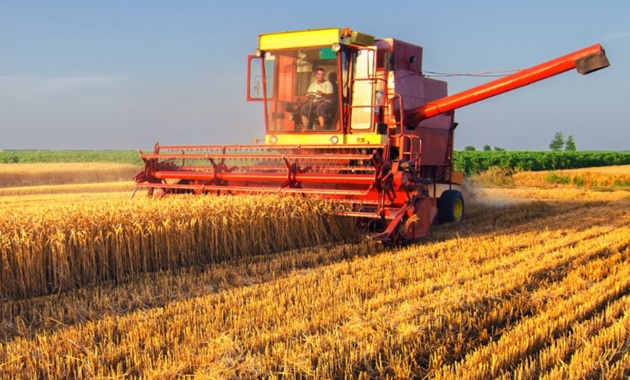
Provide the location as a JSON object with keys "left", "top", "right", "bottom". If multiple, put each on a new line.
{"left": 317, "top": 90, "right": 333, "bottom": 99}
{"left": 318, "top": 81, "right": 334, "bottom": 99}
{"left": 301, "top": 83, "right": 317, "bottom": 100}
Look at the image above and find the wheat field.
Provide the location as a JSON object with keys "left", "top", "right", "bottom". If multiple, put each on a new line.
{"left": 0, "top": 164, "right": 628, "bottom": 378}
{"left": 474, "top": 164, "right": 630, "bottom": 189}
{"left": 0, "top": 162, "right": 139, "bottom": 188}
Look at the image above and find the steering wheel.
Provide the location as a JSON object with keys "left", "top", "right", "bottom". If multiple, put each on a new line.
{"left": 304, "top": 92, "right": 319, "bottom": 99}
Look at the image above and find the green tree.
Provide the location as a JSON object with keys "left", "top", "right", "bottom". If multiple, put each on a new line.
{"left": 483, "top": 145, "right": 492, "bottom": 151}
{"left": 464, "top": 145, "right": 477, "bottom": 151}
{"left": 565, "top": 135, "right": 577, "bottom": 151}
{"left": 493, "top": 146, "right": 505, "bottom": 152}
{"left": 549, "top": 132, "right": 565, "bottom": 151}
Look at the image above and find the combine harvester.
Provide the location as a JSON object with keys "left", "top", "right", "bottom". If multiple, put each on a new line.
{"left": 134, "top": 28, "right": 609, "bottom": 245}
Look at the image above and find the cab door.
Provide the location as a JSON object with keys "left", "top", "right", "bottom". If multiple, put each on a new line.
{"left": 349, "top": 47, "right": 377, "bottom": 132}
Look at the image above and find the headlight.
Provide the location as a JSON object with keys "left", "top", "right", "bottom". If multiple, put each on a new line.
{"left": 269, "top": 135, "right": 278, "bottom": 144}
{"left": 331, "top": 43, "right": 341, "bottom": 52}
{"left": 330, "top": 135, "right": 339, "bottom": 144}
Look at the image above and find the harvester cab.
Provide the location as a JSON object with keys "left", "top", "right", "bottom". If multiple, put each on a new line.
{"left": 134, "top": 27, "right": 609, "bottom": 245}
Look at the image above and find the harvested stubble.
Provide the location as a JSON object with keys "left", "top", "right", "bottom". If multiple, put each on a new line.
{"left": 1, "top": 191, "right": 629, "bottom": 379}
{"left": 514, "top": 165, "right": 630, "bottom": 189}
{"left": 0, "top": 194, "right": 356, "bottom": 299}
{"left": 0, "top": 162, "right": 140, "bottom": 188}
{"left": 0, "top": 181, "right": 136, "bottom": 197}
{"left": 474, "top": 165, "right": 630, "bottom": 189}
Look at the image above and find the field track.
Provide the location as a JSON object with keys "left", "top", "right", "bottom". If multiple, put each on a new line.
{"left": 0, "top": 165, "right": 629, "bottom": 378}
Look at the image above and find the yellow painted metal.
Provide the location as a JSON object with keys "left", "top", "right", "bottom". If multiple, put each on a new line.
{"left": 259, "top": 28, "right": 376, "bottom": 50}
{"left": 265, "top": 133, "right": 388, "bottom": 146}
{"left": 350, "top": 30, "right": 375, "bottom": 46}
{"left": 344, "top": 134, "right": 388, "bottom": 145}
{"left": 259, "top": 28, "right": 342, "bottom": 50}
{"left": 453, "top": 199, "right": 464, "bottom": 221}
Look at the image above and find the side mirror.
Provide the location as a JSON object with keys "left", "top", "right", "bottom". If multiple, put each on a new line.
{"left": 247, "top": 55, "right": 264, "bottom": 101}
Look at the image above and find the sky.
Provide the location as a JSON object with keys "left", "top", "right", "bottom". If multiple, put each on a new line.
{"left": 1, "top": 0, "right": 628, "bottom": 151}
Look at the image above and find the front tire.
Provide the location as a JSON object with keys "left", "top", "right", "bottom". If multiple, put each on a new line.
{"left": 437, "top": 189, "right": 465, "bottom": 224}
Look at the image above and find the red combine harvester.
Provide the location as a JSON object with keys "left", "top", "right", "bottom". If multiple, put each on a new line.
{"left": 134, "top": 28, "right": 609, "bottom": 244}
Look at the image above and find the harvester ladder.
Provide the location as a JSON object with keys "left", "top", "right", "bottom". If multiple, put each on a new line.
{"left": 388, "top": 93, "right": 405, "bottom": 137}
{"left": 400, "top": 135, "right": 421, "bottom": 168}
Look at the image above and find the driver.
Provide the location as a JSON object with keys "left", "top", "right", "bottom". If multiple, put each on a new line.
{"left": 301, "top": 67, "right": 333, "bottom": 129}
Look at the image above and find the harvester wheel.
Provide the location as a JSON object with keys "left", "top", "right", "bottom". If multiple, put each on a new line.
{"left": 437, "top": 189, "right": 465, "bottom": 224}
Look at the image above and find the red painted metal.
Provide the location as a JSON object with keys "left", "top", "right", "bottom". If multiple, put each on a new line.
{"left": 152, "top": 170, "right": 376, "bottom": 185}
{"left": 135, "top": 34, "right": 609, "bottom": 245}
{"left": 135, "top": 182, "right": 372, "bottom": 197}
{"left": 409, "top": 44, "right": 609, "bottom": 123}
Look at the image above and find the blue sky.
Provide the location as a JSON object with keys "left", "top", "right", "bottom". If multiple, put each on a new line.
{"left": 1, "top": 0, "right": 628, "bottom": 150}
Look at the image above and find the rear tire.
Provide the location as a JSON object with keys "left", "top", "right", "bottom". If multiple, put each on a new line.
{"left": 437, "top": 189, "right": 465, "bottom": 224}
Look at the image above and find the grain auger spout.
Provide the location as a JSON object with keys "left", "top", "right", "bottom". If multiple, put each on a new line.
{"left": 406, "top": 44, "right": 609, "bottom": 126}
{"left": 135, "top": 27, "right": 609, "bottom": 245}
